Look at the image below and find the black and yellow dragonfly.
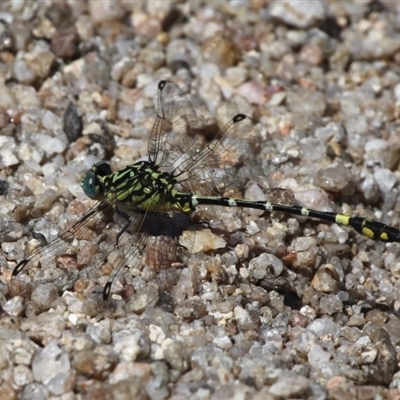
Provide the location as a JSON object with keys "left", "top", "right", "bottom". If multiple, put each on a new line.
{"left": 12, "top": 80, "right": 400, "bottom": 300}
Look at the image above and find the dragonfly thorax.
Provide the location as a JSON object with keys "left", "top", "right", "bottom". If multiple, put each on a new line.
{"left": 84, "top": 160, "right": 191, "bottom": 213}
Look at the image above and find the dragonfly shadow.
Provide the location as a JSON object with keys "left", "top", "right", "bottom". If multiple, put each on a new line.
{"left": 138, "top": 211, "right": 193, "bottom": 239}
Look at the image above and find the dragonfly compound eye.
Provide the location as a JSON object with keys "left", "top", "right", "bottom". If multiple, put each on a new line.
{"left": 81, "top": 162, "right": 111, "bottom": 199}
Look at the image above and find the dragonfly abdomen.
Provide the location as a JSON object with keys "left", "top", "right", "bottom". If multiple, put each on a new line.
{"left": 190, "top": 195, "right": 400, "bottom": 243}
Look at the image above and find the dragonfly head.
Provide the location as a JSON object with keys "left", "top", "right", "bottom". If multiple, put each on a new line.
{"left": 81, "top": 162, "right": 112, "bottom": 199}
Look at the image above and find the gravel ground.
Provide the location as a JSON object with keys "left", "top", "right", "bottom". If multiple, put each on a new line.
{"left": 1, "top": 1, "right": 400, "bottom": 399}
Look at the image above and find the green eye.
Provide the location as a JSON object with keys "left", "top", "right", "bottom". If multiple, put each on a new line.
{"left": 81, "top": 162, "right": 111, "bottom": 199}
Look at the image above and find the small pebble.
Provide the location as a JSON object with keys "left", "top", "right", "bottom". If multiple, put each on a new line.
{"left": 270, "top": 0, "right": 326, "bottom": 28}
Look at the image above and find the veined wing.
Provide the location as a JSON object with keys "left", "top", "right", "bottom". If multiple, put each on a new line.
{"left": 11, "top": 200, "right": 111, "bottom": 291}
{"left": 149, "top": 81, "right": 257, "bottom": 198}
{"left": 148, "top": 80, "right": 201, "bottom": 169}
{"left": 175, "top": 114, "right": 256, "bottom": 197}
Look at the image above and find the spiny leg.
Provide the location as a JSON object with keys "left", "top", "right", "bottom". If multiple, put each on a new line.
{"left": 115, "top": 206, "right": 135, "bottom": 246}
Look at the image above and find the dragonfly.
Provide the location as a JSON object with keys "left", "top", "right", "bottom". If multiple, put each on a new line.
{"left": 12, "top": 80, "right": 400, "bottom": 301}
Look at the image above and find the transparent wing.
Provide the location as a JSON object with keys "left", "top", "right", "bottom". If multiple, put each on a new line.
{"left": 174, "top": 114, "right": 256, "bottom": 197}
{"left": 149, "top": 81, "right": 256, "bottom": 198}
{"left": 148, "top": 80, "right": 201, "bottom": 168}
{"left": 11, "top": 200, "right": 112, "bottom": 293}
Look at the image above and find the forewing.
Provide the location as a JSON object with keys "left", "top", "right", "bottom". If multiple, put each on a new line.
{"left": 148, "top": 80, "right": 201, "bottom": 169}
